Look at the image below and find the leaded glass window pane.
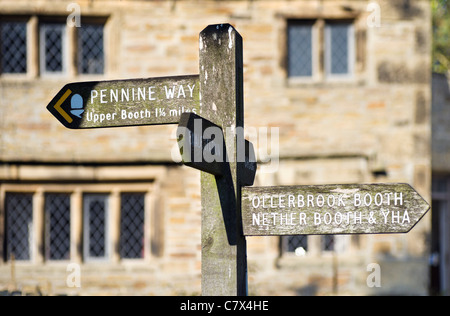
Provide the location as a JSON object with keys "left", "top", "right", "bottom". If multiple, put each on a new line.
{"left": 78, "top": 24, "right": 104, "bottom": 74}
{"left": 83, "top": 194, "right": 109, "bottom": 261}
{"left": 326, "top": 23, "right": 352, "bottom": 75}
{"left": 288, "top": 22, "right": 313, "bottom": 77}
{"left": 5, "top": 193, "right": 33, "bottom": 261}
{"left": 40, "top": 23, "right": 66, "bottom": 74}
{"left": 120, "top": 193, "right": 145, "bottom": 259}
{"left": 287, "top": 235, "right": 308, "bottom": 253}
{"left": 0, "top": 21, "right": 27, "bottom": 74}
{"left": 322, "top": 235, "right": 335, "bottom": 251}
{"left": 45, "top": 193, "right": 71, "bottom": 261}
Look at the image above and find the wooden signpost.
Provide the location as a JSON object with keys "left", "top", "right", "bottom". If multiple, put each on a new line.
{"left": 198, "top": 24, "right": 247, "bottom": 296}
{"left": 47, "top": 23, "right": 430, "bottom": 297}
{"left": 47, "top": 75, "right": 199, "bottom": 129}
{"left": 242, "top": 184, "right": 430, "bottom": 236}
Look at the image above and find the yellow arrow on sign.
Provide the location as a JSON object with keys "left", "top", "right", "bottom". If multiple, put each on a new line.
{"left": 52, "top": 89, "right": 73, "bottom": 124}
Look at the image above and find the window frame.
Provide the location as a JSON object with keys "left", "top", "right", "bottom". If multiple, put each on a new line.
{"left": 282, "top": 234, "right": 350, "bottom": 257}
{"left": 0, "top": 16, "right": 31, "bottom": 79}
{"left": 77, "top": 22, "right": 106, "bottom": 76}
{"left": 287, "top": 20, "right": 318, "bottom": 81}
{"left": 44, "top": 192, "right": 72, "bottom": 262}
{"left": 0, "top": 14, "right": 108, "bottom": 80}
{"left": 39, "top": 21, "right": 69, "bottom": 77}
{"left": 285, "top": 18, "right": 357, "bottom": 84}
{"left": 83, "top": 193, "right": 110, "bottom": 262}
{"left": 4, "top": 192, "right": 34, "bottom": 262}
{"left": 324, "top": 21, "right": 355, "bottom": 81}
{"left": 119, "top": 192, "right": 146, "bottom": 260}
{"left": 0, "top": 182, "right": 154, "bottom": 266}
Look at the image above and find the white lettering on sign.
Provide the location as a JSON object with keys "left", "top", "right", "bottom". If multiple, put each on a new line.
{"left": 249, "top": 210, "right": 412, "bottom": 228}
{"left": 242, "top": 184, "right": 430, "bottom": 236}
{"left": 82, "top": 82, "right": 199, "bottom": 126}
{"left": 250, "top": 192, "right": 404, "bottom": 210}
{"left": 248, "top": 191, "right": 411, "bottom": 231}
{"left": 354, "top": 192, "right": 403, "bottom": 207}
{"left": 85, "top": 107, "right": 197, "bottom": 123}
{"left": 251, "top": 193, "right": 348, "bottom": 209}
{"left": 90, "top": 84, "right": 196, "bottom": 105}
{"left": 85, "top": 111, "right": 118, "bottom": 124}
{"left": 381, "top": 210, "right": 410, "bottom": 224}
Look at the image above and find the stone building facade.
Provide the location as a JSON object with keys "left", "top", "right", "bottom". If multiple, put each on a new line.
{"left": 0, "top": 0, "right": 432, "bottom": 295}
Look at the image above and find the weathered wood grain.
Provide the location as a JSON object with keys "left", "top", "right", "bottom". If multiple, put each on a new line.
{"left": 199, "top": 24, "right": 247, "bottom": 296}
{"left": 242, "top": 184, "right": 430, "bottom": 236}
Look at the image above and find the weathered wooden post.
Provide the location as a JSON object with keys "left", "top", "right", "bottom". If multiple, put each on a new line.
{"left": 198, "top": 24, "right": 247, "bottom": 296}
